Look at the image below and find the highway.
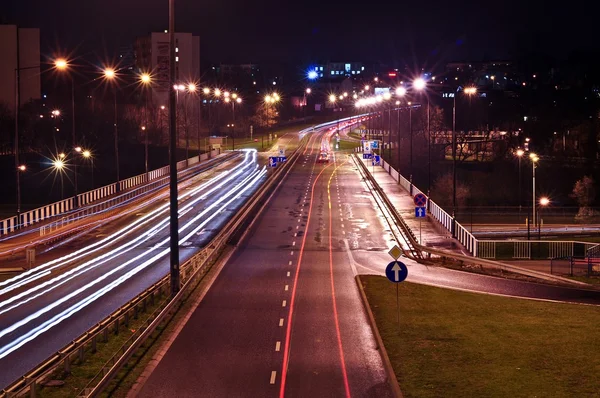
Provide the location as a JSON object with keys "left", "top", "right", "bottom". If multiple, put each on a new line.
{"left": 0, "top": 153, "right": 238, "bottom": 261}
{"left": 137, "top": 121, "right": 600, "bottom": 397}
{"left": 0, "top": 149, "right": 265, "bottom": 389}
{"left": 138, "top": 125, "right": 394, "bottom": 397}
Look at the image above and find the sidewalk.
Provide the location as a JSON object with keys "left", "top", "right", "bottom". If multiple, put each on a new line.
{"left": 358, "top": 157, "right": 466, "bottom": 255}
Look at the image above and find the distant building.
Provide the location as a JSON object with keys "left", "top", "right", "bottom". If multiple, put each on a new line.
{"left": 134, "top": 32, "right": 200, "bottom": 106}
{"left": 307, "top": 62, "right": 365, "bottom": 80}
{"left": 0, "top": 25, "right": 41, "bottom": 111}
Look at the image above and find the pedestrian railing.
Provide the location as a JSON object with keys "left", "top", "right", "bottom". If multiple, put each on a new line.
{"left": 360, "top": 149, "right": 598, "bottom": 261}
{"left": 0, "top": 150, "right": 220, "bottom": 237}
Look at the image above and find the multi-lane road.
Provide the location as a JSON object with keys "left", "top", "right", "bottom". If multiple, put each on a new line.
{"left": 0, "top": 149, "right": 265, "bottom": 388}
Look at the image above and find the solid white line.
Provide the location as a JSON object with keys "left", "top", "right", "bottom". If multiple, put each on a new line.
{"left": 275, "top": 341, "right": 281, "bottom": 352}
{"left": 279, "top": 318, "right": 284, "bottom": 327}
{"left": 282, "top": 300, "right": 287, "bottom": 307}
{"left": 270, "top": 371, "right": 277, "bottom": 384}
{"left": 285, "top": 285, "right": 289, "bottom": 291}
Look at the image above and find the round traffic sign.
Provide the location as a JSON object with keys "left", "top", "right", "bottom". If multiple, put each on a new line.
{"left": 385, "top": 261, "right": 408, "bottom": 283}
{"left": 413, "top": 193, "right": 427, "bottom": 207}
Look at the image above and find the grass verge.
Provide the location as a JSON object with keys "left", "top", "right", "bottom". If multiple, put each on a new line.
{"left": 360, "top": 275, "right": 600, "bottom": 398}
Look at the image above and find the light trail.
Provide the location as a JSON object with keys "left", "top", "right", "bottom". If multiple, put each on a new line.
{"left": 0, "top": 163, "right": 266, "bottom": 359}
{"left": 0, "top": 151, "right": 255, "bottom": 295}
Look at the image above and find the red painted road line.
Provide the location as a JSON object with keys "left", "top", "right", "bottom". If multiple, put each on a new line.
{"left": 279, "top": 141, "right": 332, "bottom": 398}
{"left": 327, "top": 159, "right": 351, "bottom": 398}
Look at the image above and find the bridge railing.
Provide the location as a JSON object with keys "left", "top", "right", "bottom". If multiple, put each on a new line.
{"left": 0, "top": 151, "right": 219, "bottom": 237}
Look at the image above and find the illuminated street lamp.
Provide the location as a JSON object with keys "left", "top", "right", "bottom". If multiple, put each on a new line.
{"left": 103, "top": 66, "right": 121, "bottom": 190}
{"left": 54, "top": 57, "right": 80, "bottom": 203}
{"left": 203, "top": 87, "right": 210, "bottom": 95}
{"left": 140, "top": 73, "right": 151, "bottom": 84}
{"left": 538, "top": 197, "right": 550, "bottom": 239}
{"left": 530, "top": 153, "right": 539, "bottom": 228}
{"left": 18, "top": 165, "right": 26, "bottom": 172}
{"left": 516, "top": 148, "right": 525, "bottom": 212}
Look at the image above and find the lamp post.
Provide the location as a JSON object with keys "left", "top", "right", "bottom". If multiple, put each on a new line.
{"left": 168, "top": 0, "right": 180, "bottom": 297}
{"left": 140, "top": 73, "right": 152, "bottom": 179}
{"left": 103, "top": 67, "right": 120, "bottom": 192}
{"left": 516, "top": 148, "right": 525, "bottom": 216}
{"left": 538, "top": 197, "right": 549, "bottom": 240}
{"left": 82, "top": 149, "right": 94, "bottom": 189}
{"left": 395, "top": 87, "right": 406, "bottom": 172}
{"left": 304, "top": 88, "right": 311, "bottom": 118}
{"left": 187, "top": 83, "right": 201, "bottom": 159}
{"left": 451, "top": 86, "right": 478, "bottom": 236}
{"left": 530, "top": 153, "right": 539, "bottom": 229}
{"left": 329, "top": 94, "right": 339, "bottom": 133}
{"left": 412, "top": 78, "right": 430, "bottom": 193}
{"left": 54, "top": 58, "right": 78, "bottom": 204}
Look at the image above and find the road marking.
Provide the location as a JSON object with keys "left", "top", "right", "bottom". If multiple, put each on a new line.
{"left": 342, "top": 231, "right": 345, "bottom": 235}
{"left": 298, "top": 219, "right": 301, "bottom": 223}
{"left": 342, "top": 224, "right": 345, "bottom": 228}
{"left": 285, "top": 284, "right": 289, "bottom": 291}
{"left": 287, "top": 271, "right": 290, "bottom": 277}
{"left": 282, "top": 300, "right": 287, "bottom": 307}
{"left": 290, "top": 251, "right": 294, "bottom": 255}
{"left": 279, "top": 318, "right": 284, "bottom": 327}
{"left": 270, "top": 371, "right": 277, "bottom": 384}
{"left": 296, "top": 226, "right": 299, "bottom": 229}
{"left": 275, "top": 341, "right": 281, "bottom": 352}
{"left": 340, "top": 218, "right": 343, "bottom": 222}
{"left": 292, "top": 241, "right": 296, "bottom": 246}
{"left": 294, "top": 233, "right": 297, "bottom": 237}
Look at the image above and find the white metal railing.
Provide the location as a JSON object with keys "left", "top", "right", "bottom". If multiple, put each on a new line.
{"left": 0, "top": 150, "right": 220, "bottom": 237}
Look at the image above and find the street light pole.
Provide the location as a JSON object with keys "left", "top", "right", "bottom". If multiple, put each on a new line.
{"left": 168, "top": 0, "right": 180, "bottom": 297}
{"left": 71, "top": 78, "right": 78, "bottom": 205}
{"left": 113, "top": 88, "right": 120, "bottom": 192}
{"left": 452, "top": 94, "right": 457, "bottom": 236}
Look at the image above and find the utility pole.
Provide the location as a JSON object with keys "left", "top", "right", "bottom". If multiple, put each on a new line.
{"left": 169, "top": 0, "right": 180, "bottom": 297}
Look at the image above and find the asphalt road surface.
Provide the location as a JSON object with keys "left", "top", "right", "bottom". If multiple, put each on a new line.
{"left": 0, "top": 150, "right": 265, "bottom": 389}
{"left": 139, "top": 126, "right": 394, "bottom": 397}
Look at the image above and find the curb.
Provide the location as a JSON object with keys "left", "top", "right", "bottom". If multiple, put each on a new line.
{"left": 355, "top": 275, "right": 403, "bottom": 398}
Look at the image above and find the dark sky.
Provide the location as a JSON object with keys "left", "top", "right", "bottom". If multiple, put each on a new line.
{"left": 2, "top": 0, "right": 597, "bottom": 66}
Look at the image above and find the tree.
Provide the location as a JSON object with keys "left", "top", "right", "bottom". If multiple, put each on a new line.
{"left": 571, "top": 176, "right": 597, "bottom": 219}
{"left": 430, "top": 171, "right": 471, "bottom": 208}
{"left": 251, "top": 104, "right": 278, "bottom": 128}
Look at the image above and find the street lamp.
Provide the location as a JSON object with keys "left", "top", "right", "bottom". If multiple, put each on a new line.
{"left": 103, "top": 66, "right": 120, "bottom": 191}
{"left": 538, "top": 197, "right": 550, "bottom": 240}
{"left": 530, "top": 153, "right": 539, "bottom": 229}
{"left": 329, "top": 94, "right": 340, "bottom": 133}
{"left": 54, "top": 57, "right": 79, "bottom": 203}
{"left": 139, "top": 73, "right": 153, "bottom": 179}
{"left": 413, "top": 78, "right": 430, "bottom": 193}
{"left": 516, "top": 148, "right": 525, "bottom": 214}
{"left": 450, "top": 86, "right": 478, "bottom": 236}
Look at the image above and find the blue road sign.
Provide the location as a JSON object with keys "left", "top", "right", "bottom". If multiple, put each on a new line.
{"left": 413, "top": 193, "right": 427, "bottom": 207}
{"left": 371, "top": 140, "right": 379, "bottom": 149}
{"left": 363, "top": 153, "right": 373, "bottom": 159}
{"left": 372, "top": 155, "right": 381, "bottom": 166}
{"left": 277, "top": 156, "right": 287, "bottom": 163}
{"left": 269, "top": 157, "right": 277, "bottom": 167}
{"left": 415, "top": 207, "right": 426, "bottom": 218}
{"left": 385, "top": 260, "right": 408, "bottom": 283}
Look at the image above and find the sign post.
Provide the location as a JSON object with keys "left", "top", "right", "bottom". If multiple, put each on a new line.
{"left": 386, "top": 245, "right": 408, "bottom": 329}
{"left": 413, "top": 193, "right": 427, "bottom": 245}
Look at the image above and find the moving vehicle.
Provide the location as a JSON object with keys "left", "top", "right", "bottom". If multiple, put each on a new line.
{"left": 317, "top": 152, "right": 330, "bottom": 163}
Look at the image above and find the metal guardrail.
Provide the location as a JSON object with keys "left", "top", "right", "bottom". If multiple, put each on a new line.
{"left": 353, "top": 154, "right": 422, "bottom": 260}
{"left": 0, "top": 144, "right": 304, "bottom": 398}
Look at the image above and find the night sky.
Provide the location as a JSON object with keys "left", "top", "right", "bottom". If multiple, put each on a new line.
{"left": 2, "top": 0, "right": 596, "bottom": 66}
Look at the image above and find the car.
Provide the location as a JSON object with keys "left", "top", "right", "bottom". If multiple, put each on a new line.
{"left": 317, "top": 152, "right": 329, "bottom": 163}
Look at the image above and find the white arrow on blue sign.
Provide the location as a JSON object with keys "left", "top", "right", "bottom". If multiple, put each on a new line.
{"left": 415, "top": 207, "right": 426, "bottom": 218}
{"left": 385, "top": 260, "right": 408, "bottom": 283}
{"left": 269, "top": 157, "right": 277, "bottom": 167}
